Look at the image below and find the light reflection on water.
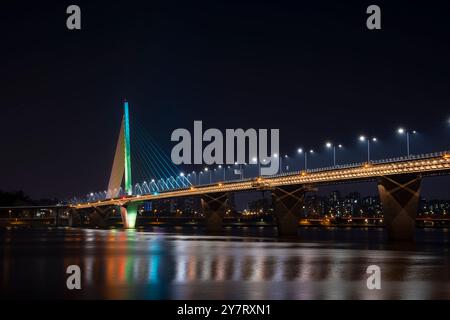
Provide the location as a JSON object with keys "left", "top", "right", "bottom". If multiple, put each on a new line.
{"left": 0, "top": 227, "right": 449, "bottom": 299}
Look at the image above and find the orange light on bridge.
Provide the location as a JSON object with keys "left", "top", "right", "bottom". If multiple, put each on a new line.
{"left": 218, "top": 183, "right": 223, "bottom": 186}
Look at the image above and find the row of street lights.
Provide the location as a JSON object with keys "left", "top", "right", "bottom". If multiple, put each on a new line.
{"left": 181, "top": 127, "right": 419, "bottom": 185}
{"left": 87, "top": 121, "right": 449, "bottom": 197}
{"left": 323, "top": 127, "right": 416, "bottom": 164}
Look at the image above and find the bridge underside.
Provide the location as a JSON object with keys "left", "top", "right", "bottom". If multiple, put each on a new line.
{"left": 67, "top": 206, "right": 116, "bottom": 228}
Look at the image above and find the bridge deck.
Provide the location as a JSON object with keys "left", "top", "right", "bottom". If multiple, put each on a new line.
{"left": 73, "top": 152, "right": 450, "bottom": 209}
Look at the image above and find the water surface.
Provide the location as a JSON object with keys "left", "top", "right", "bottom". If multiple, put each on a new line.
{"left": 0, "top": 227, "right": 449, "bottom": 299}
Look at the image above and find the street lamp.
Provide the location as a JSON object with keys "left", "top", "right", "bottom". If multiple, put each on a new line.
{"left": 297, "top": 148, "right": 314, "bottom": 170}
{"left": 218, "top": 164, "right": 226, "bottom": 181}
{"left": 283, "top": 154, "right": 289, "bottom": 172}
{"left": 359, "top": 135, "right": 377, "bottom": 163}
{"left": 179, "top": 172, "right": 186, "bottom": 186}
{"left": 191, "top": 171, "right": 197, "bottom": 185}
{"left": 397, "top": 128, "right": 416, "bottom": 157}
{"left": 251, "top": 156, "right": 261, "bottom": 176}
{"left": 325, "top": 142, "right": 343, "bottom": 166}
{"left": 234, "top": 162, "right": 244, "bottom": 180}
{"left": 204, "top": 167, "right": 212, "bottom": 184}
{"left": 273, "top": 153, "right": 280, "bottom": 174}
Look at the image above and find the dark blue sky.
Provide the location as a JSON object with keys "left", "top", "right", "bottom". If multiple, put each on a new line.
{"left": 1, "top": 1, "right": 449, "bottom": 199}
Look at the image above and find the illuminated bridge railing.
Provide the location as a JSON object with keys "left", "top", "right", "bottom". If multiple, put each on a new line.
{"left": 157, "top": 151, "right": 450, "bottom": 191}
{"left": 268, "top": 151, "right": 449, "bottom": 179}
{"left": 73, "top": 151, "right": 449, "bottom": 205}
{"left": 154, "top": 151, "right": 450, "bottom": 190}
{"left": 72, "top": 152, "right": 450, "bottom": 208}
{"left": 173, "top": 151, "right": 450, "bottom": 190}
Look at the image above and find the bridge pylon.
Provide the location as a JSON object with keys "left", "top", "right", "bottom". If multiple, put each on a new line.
{"left": 104, "top": 100, "right": 136, "bottom": 228}
{"left": 106, "top": 100, "right": 133, "bottom": 199}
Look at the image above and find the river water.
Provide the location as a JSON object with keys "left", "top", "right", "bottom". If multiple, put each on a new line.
{"left": 0, "top": 226, "right": 449, "bottom": 299}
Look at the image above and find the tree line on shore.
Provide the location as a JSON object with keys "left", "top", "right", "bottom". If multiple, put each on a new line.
{"left": 0, "top": 190, "right": 58, "bottom": 206}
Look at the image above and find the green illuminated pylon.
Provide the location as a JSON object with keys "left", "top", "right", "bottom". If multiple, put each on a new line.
{"left": 123, "top": 100, "right": 133, "bottom": 195}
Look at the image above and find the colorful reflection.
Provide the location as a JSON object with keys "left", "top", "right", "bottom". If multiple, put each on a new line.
{"left": 0, "top": 228, "right": 449, "bottom": 299}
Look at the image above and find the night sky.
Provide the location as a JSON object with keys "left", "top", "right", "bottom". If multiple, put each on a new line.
{"left": 1, "top": 1, "right": 449, "bottom": 200}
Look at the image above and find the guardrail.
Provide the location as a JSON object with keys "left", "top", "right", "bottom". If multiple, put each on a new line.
{"left": 72, "top": 151, "right": 449, "bottom": 203}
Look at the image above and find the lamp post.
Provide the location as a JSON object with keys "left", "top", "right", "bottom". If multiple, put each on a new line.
{"left": 218, "top": 165, "right": 226, "bottom": 181}
{"left": 273, "top": 153, "right": 279, "bottom": 174}
{"left": 204, "top": 167, "right": 212, "bottom": 184}
{"left": 191, "top": 171, "right": 197, "bottom": 185}
{"left": 252, "top": 157, "right": 261, "bottom": 176}
{"left": 397, "top": 128, "right": 416, "bottom": 157}
{"left": 283, "top": 154, "right": 289, "bottom": 172}
{"left": 179, "top": 172, "right": 185, "bottom": 187}
{"left": 276, "top": 154, "right": 289, "bottom": 173}
{"left": 234, "top": 162, "right": 244, "bottom": 180}
{"left": 359, "top": 135, "right": 377, "bottom": 163}
{"left": 150, "top": 179, "right": 156, "bottom": 193}
{"left": 297, "top": 148, "right": 314, "bottom": 170}
{"left": 325, "top": 142, "right": 343, "bottom": 166}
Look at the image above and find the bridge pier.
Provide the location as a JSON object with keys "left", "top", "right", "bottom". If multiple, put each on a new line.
{"left": 271, "top": 185, "right": 309, "bottom": 236}
{"left": 378, "top": 174, "right": 422, "bottom": 241}
{"left": 201, "top": 192, "right": 229, "bottom": 232}
{"left": 120, "top": 202, "right": 142, "bottom": 229}
{"left": 68, "top": 208, "right": 82, "bottom": 227}
{"left": 89, "top": 207, "right": 110, "bottom": 228}
{"left": 54, "top": 208, "right": 61, "bottom": 226}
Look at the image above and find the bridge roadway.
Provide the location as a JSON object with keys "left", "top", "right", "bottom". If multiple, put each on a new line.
{"left": 71, "top": 152, "right": 450, "bottom": 241}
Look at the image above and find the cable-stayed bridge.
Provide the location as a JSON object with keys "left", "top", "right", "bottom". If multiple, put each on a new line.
{"left": 68, "top": 102, "right": 450, "bottom": 241}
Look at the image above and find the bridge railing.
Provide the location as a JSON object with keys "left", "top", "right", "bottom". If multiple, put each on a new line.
{"left": 259, "top": 150, "right": 449, "bottom": 180}
{"left": 72, "top": 151, "right": 448, "bottom": 203}
{"left": 156, "top": 151, "right": 449, "bottom": 189}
